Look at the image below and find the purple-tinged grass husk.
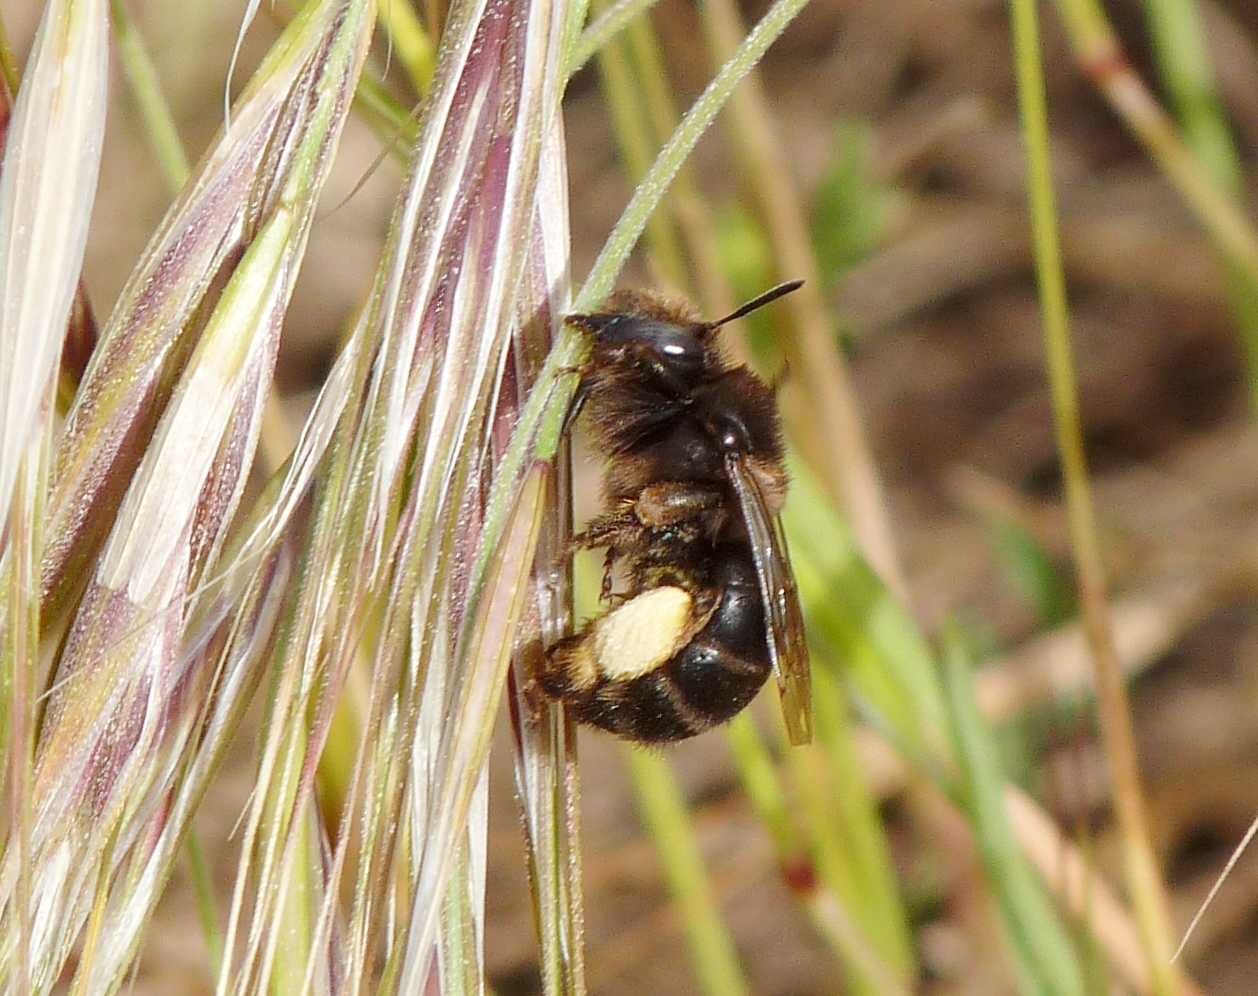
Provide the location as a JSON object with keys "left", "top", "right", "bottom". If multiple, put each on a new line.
{"left": 0, "top": 0, "right": 376, "bottom": 990}
{"left": 502, "top": 125, "right": 588, "bottom": 996}
{"left": 213, "top": 2, "right": 569, "bottom": 992}
{"left": 40, "top": 0, "right": 369, "bottom": 630}
{"left": 0, "top": 0, "right": 109, "bottom": 989}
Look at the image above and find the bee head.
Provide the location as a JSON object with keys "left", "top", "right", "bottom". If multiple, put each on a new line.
{"left": 564, "top": 280, "right": 804, "bottom": 406}
{"left": 568, "top": 312, "right": 708, "bottom": 382}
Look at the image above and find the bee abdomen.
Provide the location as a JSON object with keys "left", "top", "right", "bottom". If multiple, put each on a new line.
{"left": 539, "top": 548, "right": 771, "bottom": 744}
{"left": 661, "top": 552, "right": 771, "bottom": 731}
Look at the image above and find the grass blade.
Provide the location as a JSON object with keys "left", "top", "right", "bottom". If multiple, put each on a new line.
{"left": 624, "top": 750, "right": 750, "bottom": 996}
{"left": 940, "top": 625, "right": 1084, "bottom": 996}
{"left": 1009, "top": 0, "right": 1179, "bottom": 989}
{"left": 0, "top": 0, "right": 106, "bottom": 535}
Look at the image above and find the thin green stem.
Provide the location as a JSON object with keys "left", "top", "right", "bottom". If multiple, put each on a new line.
{"left": 354, "top": 73, "right": 420, "bottom": 151}
{"left": 186, "top": 828, "right": 225, "bottom": 977}
{"left": 110, "top": 0, "right": 191, "bottom": 193}
{"left": 623, "top": 750, "right": 750, "bottom": 996}
{"left": 576, "top": 0, "right": 811, "bottom": 310}
{"left": 566, "top": 0, "right": 662, "bottom": 77}
{"left": 724, "top": 715, "right": 798, "bottom": 857}
{"left": 1009, "top": 1, "right": 1178, "bottom": 992}
{"left": 379, "top": 0, "right": 435, "bottom": 94}
{"left": 788, "top": 744, "right": 908, "bottom": 996}
{"left": 1140, "top": 0, "right": 1258, "bottom": 405}
{"left": 940, "top": 625, "right": 1085, "bottom": 996}
{"left": 0, "top": 11, "right": 18, "bottom": 93}
{"left": 564, "top": 0, "right": 592, "bottom": 71}
{"left": 810, "top": 667, "right": 913, "bottom": 979}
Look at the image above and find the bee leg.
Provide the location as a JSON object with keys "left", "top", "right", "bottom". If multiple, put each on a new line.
{"left": 635, "top": 482, "right": 725, "bottom": 530}
{"left": 600, "top": 546, "right": 618, "bottom": 604}
{"left": 570, "top": 505, "right": 638, "bottom": 552}
{"left": 559, "top": 377, "right": 591, "bottom": 438}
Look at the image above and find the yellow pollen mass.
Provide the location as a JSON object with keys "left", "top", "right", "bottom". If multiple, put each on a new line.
{"left": 592, "top": 586, "right": 693, "bottom": 680}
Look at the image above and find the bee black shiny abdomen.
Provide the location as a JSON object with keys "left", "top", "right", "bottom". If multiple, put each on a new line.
{"left": 539, "top": 546, "right": 771, "bottom": 743}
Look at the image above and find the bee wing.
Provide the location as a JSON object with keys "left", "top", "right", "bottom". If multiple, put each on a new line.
{"left": 726, "top": 454, "right": 813, "bottom": 745}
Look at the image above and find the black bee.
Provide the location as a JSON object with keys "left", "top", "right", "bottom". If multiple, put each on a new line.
{"left": 538, "top": 282, "right": 813, "bottom": 745}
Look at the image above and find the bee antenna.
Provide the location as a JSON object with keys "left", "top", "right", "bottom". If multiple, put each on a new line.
{"left": 703, "top": 279, "right": 804, "bottom": 332}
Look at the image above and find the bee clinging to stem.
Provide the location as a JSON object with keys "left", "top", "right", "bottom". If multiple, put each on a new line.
{"left": 537, "top": 280, "right": 813, "bottom": 745}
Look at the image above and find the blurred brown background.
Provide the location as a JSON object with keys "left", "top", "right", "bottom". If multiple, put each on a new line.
{"left": 12, "top": 0, "right": 1258, "bottom": 992}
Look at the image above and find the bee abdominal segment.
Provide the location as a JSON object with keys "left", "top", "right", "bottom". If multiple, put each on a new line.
{"left": 541, "top": 549, "right": 771, "bottom": 744}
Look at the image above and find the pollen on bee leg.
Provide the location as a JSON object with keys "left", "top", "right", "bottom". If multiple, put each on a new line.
{"left": 591, "top": 586, "right": 693, "bottom": 680}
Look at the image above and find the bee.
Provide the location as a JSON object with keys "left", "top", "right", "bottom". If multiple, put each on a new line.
{"left": 538, "top": 281, "right": 813, "bottom": 745}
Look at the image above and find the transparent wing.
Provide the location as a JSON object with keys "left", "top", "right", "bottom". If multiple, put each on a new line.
{"left": 726, "top": 454, "right": 813, "bottom": 745}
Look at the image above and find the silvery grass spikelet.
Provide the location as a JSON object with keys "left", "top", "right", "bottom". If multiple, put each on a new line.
{"left": 0, "top": 1, "right": 107, "bottom": 990}
{"left": 211, "top": 1, "right": 574, "bottom": 990}
{"left": 503, "top": 125, "right": 587, "bottom": 995}
{"left": 0, "top": 0, "right": 374, "bottom": 990}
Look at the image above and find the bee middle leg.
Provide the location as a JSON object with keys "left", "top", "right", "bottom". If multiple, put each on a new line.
{"left": 568, "top": 503, "right": 643, "bottom": 601}
{"left": 634, "top": 482, "right": 726, "bottom": 531}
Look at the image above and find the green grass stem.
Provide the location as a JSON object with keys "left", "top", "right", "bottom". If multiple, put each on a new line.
{"left": 379, "top": 0, "right": 434, "bottom": 93}
{"left": 185, "top": 828, "right": 225, "bottom": 977}
{"left": 941, "top": 625, "right": 1085, "bottom": 996}
{"left": 566, "top": 0, "right": 661, "bottom": 77}
{"left": 1009, "top": 0, "right": 1179, "bottom": 991}
{"left": 724, "top": 715, "right": 797, "bottom": 857}
{"left": 810, "top": 667, "right": 913, "bottom": 978}
{"left": 1141, "top": 0, "right": 1258, "bottom": 405}
{"left": 110, "top": 0, "right": 191, "bottom": 193}
{"left": 623, "top": 749, "right": 750, "bottom": 996}
{"left": 563, "top": 0, "right": 592, "bottom": 70}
